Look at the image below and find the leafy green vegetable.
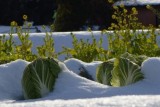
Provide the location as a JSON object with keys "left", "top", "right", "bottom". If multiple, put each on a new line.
{"left": 96, "top": 59, "right": 114, "bottom": 86}
{"left": 22, "top": 57, "right": 61, "bottom": 99}
{"left": 135, "top": 55, "right": 148, "bottom": 66}
{"left": 120, "top": 52, "right": 137, "bottom": 63}
{"left": 121, "top": 52, "right": 148, "bottom": 66}
{"left": 111, "top": 57, "right": 144, "bottom": 87}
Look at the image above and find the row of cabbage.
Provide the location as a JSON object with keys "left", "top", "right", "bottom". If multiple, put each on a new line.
{"left": 21, "top": 52, "right": 147, "bottom": 100}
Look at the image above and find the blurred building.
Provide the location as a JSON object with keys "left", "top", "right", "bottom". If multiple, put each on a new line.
{"left": 114, "top": 0, "right": 160, "bottom": 27}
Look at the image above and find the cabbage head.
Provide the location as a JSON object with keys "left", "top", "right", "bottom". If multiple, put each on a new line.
{"left": 111, "top": 57, "right": 144, "bottom": 87}
{"left": 22, "top": 57, "right": 61, "bottom": 99}
{"left": 120, "top": 52, "right": 137, "bottom": 63}
{"left": 135, "top": 55, "right": 148, "bottom": 66}
{"left": 96, "top": 60, "right": 114, "bottom": 86}
{"left": 121, "top": 52, "right": 148, "bottom": 66}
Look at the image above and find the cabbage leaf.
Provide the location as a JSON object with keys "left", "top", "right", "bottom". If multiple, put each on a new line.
{"left": 96, "top": 60, "right": 114, "bottom": 86}
{"left": 22, "top": 58, "right": 61, "bottom": 99}
{"left": 111, "top": 57, "right": 144, "bottom": 87}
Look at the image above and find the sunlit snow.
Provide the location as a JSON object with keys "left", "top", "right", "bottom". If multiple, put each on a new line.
{"left": 114, "top": 0, "right": 160, "bottom": 6}
{"left": 0, "top": 31, "right": 160, "bottom": 107}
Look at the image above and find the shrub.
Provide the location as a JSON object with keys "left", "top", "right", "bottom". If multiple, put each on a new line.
{"left": 60, "top": 32, "right": 107, "bottom": 62}
{"left": 106, "top": 4, "right": 160, "bottom": 58}
{"left": 37, "top": 26, "right": 57, "bottom": 58}
{"left": 21, "top": 57, "right": 61, "bottom": 99}
{"left": 15, "top": 26, "right": 37, "bottom": 61}
{"left": 0, "top": 34, "right": 15, "bottom": 64}
{"left": 0, "top": 18, "right": 57, "bottom": 64}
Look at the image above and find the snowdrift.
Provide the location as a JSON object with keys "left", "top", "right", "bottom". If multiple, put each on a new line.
{"left": 0, "top": 58, "right": 160, "bottom": 107}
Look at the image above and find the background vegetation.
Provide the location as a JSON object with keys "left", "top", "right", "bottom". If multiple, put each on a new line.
{"left": 0, "top": 0, "right": 56, "bottom": 25}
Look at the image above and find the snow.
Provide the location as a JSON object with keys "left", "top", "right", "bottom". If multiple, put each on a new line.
{"left": 1, "top": 31, "right": 108, "bottom": 61}
{"left": 1, "top": 31, "right": 160, "bottom": 106}
{"left": 141, "top": 57, "right": 160, "bottom": 83}
{"left": 114, "top": 0, "right": 160, "bottom": 6}
{"left": 0, "top": 26, "right": 51, "bottom": 33}
{"left": 64, "top": 58, "right": 102, "bottom": 80}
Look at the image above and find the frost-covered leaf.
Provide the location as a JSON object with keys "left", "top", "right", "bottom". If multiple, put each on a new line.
{"left": 111, "top": 57, "right": 144, "bottom": 87}
{"left": 22, "top": 57, "right": 61, "bottom": 99}
{"left": 96, "top": 60, "right": 114, "bottom": 86}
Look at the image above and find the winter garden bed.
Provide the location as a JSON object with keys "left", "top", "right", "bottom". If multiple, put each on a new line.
{"left": 1, "top": 31, "right": 160, "bottom": 107}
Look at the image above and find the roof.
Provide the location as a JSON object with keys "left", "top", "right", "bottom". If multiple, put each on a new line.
{"left": 114, "top": 0, "right": 160, "bottom": 6}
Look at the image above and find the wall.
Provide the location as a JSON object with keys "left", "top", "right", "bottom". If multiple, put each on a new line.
{"left": 137, "top": 6, "right": 157, "bottom": 26}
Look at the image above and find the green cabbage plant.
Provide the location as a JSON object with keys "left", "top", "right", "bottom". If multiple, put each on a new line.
{"left": 96, "top": 59, "right": 114, "bottom": 86}
{"left": 96, "top": 52, "right": 145, "bottom": 87}
{"left": 121, "top": 52, "right": 148, "bottom": 66}
{"left": 22, "top": 57, "right": 61, "bottom": 99}
{"left": 111, "top": 57, "right": 144, "bottom": 87}
{"left": 135, "top": 55, "right": 148, "bottom": 66}
{"left": 120, "top": 52, "right": 137, "bottom": 63}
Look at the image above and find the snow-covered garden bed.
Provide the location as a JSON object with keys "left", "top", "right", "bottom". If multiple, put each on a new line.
{"left": 0, "top": 31, "right": 160, "bottom": 107}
